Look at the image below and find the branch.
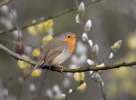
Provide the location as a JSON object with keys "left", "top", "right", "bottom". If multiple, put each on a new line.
{"left": 0, "top": 43, "right": 36, "bottom": 65}
{"left": 0, "top": 0, "right": 13, "bottom": 7}
{"left": 0, "top": 0, "right": 102, "bottom": 35}
{"left": 0, "top": 43, "right": 136, "bottom": 73}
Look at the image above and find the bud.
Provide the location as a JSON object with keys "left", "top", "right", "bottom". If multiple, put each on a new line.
{"left": 75, "top": 14, "right": 80, "bottom": 23}
{"left": 17, "top": 55, "right": 31, "bottom": 70}
{"left": 53, "top": 84, "right": 60, "bottom": 93}
{"left": 62, "top": 78, "right": 70, "bottom": 88}
{"left": 46, "top": 89, "right": 53, "bottom": 98}
{"left": 98, "top": 81, "right": 104, "bottom": 88}
{"left": 111, "top": 40, "right": 122, "bottom": 52}
{"left": 60, "top": 94, "right": 66, "bottom": 99}
{"left": 92, "top": 44, "right": 99, "bottom": 57}
{"left": 96, "top": 63, "right": 104, "bottom": 73}
{"left": 76, "top": 82, "right": 86, "bottom": 92}
{"left": 89, "top": 71, "right": 94, "bottom": 75}
{"left": 31, "top": 69, "right": 42, "bottom": 77}
{"left": 88, "top": 39, "right": 93, "bottom": 48}
{"left": 85, "top": 19, "right": 92, "bottom": 32}
{"left": 82, "top": 33, "right": 88, "bottom": 42}
{"left": 18, "top": 77, "right": 24, "bottom": 84}
{"left": 87, "top": 59, "right": 94, "bottom": 66}
{"left": 42, "top": 35, "right": 53, "bottom": 45}
{"left": 24, "top": 46, "right": 32, "bottom": 55}
{"left": 0, "top": 5, "right": 9, "bottom": 14}
{"left": 73, "top": 72, "right": 85, "bottom": 81}
{"left": 69, "top": 63, "right": 77, "bottom": 69}
{"left": 78, "top": 2, "right": 85, "bottom": 15}
{"left": 32, "top": 48, "right": 41, "bottom": 57}
{"left": 29, "top": 83, "right": 36, "bottom": 92}
{"left": 101, "top": 81, "right": 104, "bottom": 87}
{"left": 3, "top": 89, "right": 8, "bottom": 97}
{"left": 108, "top": 52, "right": 113, "bottom": 59}
{"left": 69, "top": 89, "right": 73, "bottom": 93}
{"left": 42, "top": 19, "right": 54, "bottom": 31}
{"left": 94, "top": 73, "right": 102, "bottom": 82}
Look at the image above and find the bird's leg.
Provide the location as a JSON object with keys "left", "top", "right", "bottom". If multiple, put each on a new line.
{"left": 48, "top": 65, "right": 53, "bottom": 70}
{"left": 57, "top": 65, "right": 65, "bottom": 73}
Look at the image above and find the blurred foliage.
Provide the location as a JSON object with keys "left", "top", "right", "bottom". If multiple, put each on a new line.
{"left": 106, "top": 32, "right": 136, "bottom": 100}
{"left": 0, "top": 0, "right": 136, "bottom": 100}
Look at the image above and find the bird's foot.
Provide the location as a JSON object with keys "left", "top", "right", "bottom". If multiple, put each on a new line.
{"left": 57, "top": 65, "right": 65, "bottom": 73}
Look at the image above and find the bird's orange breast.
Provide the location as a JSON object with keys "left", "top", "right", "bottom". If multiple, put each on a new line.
{"left": 64, "top": 37, "right": 76, "bottom": 55}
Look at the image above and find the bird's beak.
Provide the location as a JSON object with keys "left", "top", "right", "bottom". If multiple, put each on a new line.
{"left": 76, "top": 36, "right": 80, "bottom": 38}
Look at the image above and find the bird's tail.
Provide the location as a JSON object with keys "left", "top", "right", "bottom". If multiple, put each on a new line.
{"left": 27, "top": 59, "right": 43, "bottom": 77}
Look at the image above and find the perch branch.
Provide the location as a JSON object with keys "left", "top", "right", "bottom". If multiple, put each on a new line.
{"left": 0, "top": 0, "right": 102, "bottom": 35}
{"left": 0, "top": 43, "right": 136, "bottom": 73}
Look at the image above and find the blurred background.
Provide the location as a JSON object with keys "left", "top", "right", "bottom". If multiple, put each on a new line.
{"left": 0, "top": 0, "right": 136, "bottom": 100}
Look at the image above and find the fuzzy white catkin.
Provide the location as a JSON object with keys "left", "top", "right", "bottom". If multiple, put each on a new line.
{"left": 82, "top": 33, "right": 88, "bottom": 42}
{"left": 62, "top": 78, "right": 70, "bottom": 88}
{"left": 85, "top": 19, "right": 92, "bottom": 31}
{"left": 109, "top": 52, "right": 113, "bottom": 58}
{"left": 92, "top": 44, "right": 99, "bottom": 56}
{"left": 60, "top": 94, "right": 66, "bottom": 99}
{"left": 88, "top": 39, "right": 93, "bottom": 47}
{"left": 0, "top": 5, "right": 9, "bottom": 14}
{"left": 69, "top": 89, "right": 73, "bottom": 93}
{"left": 78, "top": 2, "right": 85, "bottom": 15}
{"left": 87, "top": 59, "right": 94, "bottom": 65}
{"left": 46, "top": 89, "right": 53, "bottom": 98}
{"left": 3, "top": 89, "right": 8, "bottom": 97}
{"left": 29, "top": 83, "right": 36, "bottom": 92}
{"left": 75, "top": 14, "right": 80, "bottom": 23}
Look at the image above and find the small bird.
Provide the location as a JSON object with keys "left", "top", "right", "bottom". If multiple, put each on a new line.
{"left": 28, "top": 32, "right": 77, "bottom": 77}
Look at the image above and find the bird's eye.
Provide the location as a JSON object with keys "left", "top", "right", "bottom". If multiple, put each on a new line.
{"left": 68, "top": 36, "right": 70, "bottom": 38}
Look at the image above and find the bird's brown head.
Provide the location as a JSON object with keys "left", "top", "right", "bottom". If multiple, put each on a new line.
{"left": 59, "top": 32, "right": 76, "bottom": 55}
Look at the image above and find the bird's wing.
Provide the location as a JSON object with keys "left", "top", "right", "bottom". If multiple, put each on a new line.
{"left": 43, "top": 44, "right": 67, "bottom": 65}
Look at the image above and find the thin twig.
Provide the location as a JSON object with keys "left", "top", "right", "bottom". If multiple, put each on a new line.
{"left": 7, "top": 5, "right": 22, "bottom": 49}
{"left": 0, "top": 0, "right": 13, "bottom": 7}
{"left": 0, "top": 38, "right": 35, "bottom": 48}
{"left": 65, "top": 75, "right": 92, "bottom": 100}
{"left": 17, "top": 84, "right": 23, "bottom": 100}
{"left": 36, "top": 71, "right": 49, "bottom": 99}
{"left": 0, "top": 0, "right": 103, "bottom": 35}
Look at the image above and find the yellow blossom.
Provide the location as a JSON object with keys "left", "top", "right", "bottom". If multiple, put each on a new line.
{"left": 96, "top": 63, "right": 104, "bottom": 73}
{"left": 31, "top": 69, "right": 42, "bottom": 77}
{"left": 76, "top": 82, "right": 86, "bottom": 92}
{"left": 42, "top": 35, "right": 53, "bottom": 45}
{"left": 42, "top": 19, "right": 53, "bottom": 31}
{"left": 73, "top": 72, "right": 85, "bottom": 81}
{"left": 32, "top": 48, "right": 41, "bottom": 57}
{"left": 17, "top": 55, "right": 31, "bottom": 70}
{"left": 27, "top": 20, "right": 43, "bottom": 35}
{"left": 27, "top": 19, "right": 53, "bottom": 35}
{"left": 111, "top": 40, "right": 122, "bottom": 52}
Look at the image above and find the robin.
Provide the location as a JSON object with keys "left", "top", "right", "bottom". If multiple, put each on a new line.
{"left": 28, "top": 32, "right": 77, "bottom": 77}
